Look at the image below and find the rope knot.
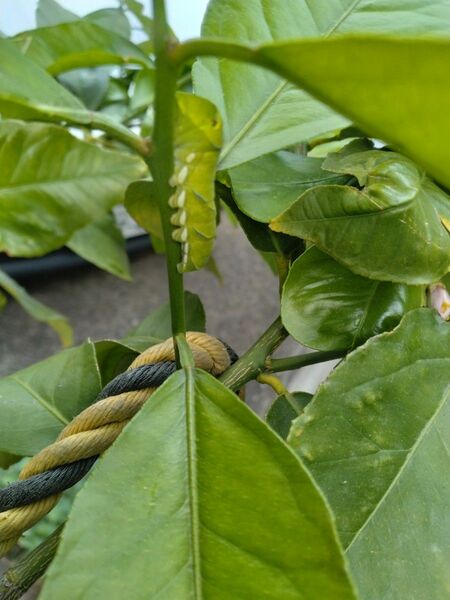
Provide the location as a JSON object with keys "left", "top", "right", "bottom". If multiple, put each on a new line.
{"left": 0, "top": 333, "right": 235, "bottom": 557}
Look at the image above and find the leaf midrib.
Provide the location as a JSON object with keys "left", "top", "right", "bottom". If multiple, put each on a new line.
{"left": 345, "top": 387, "right": 450, "bottom": 552}
{"left": 0, "top": 166, "right": 135, "bottom": 195}
{"left": 10, "top": 375, "right": 69, "bottom": 425}
{"left": 185, "top": 368, "right": 203, "bottom": 597}
{"left": 218, "top": 0, "right": 364, "bottom": 165}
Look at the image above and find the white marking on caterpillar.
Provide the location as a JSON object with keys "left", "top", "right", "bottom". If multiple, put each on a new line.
{"left": 169, "top": 175, "right": 177, "bottom": 187}
{"left": 168, "top": 194, "right": 178, "bottom": 208}
{"left": 177, "top": 189, "right": 186, "bottom": 207}
{"left": 170, "top": 210, "right": 187, "bottom": 226}
{"left": 177, "top": 165, "right": 188, "bottom": 185}
{"left": 178, "top": 210, "right": 187, "bottom": 226}
{"left": 186, "top": 152, "right": 196, "bottom": 164}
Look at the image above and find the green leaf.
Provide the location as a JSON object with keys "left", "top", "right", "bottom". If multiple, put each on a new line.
{"left": 41, "top": 369, "right": 356, "bottom": 600}
{"left": 67, "top": 214, "right": 131, "bottom": 281}
{"left": 0, "top": 341, "right": 102, "bottom": 457}
{"left": 194, "top": 0, "right": 447, "bottom": 169}
{"left": 129, "top": 68, "right": 155, "bottom": 113}
{"left": 266, "top": 391, "right": 312, "bottom": 439}
{"left": 0, "top": 290, "right": 7, "bottom": 310}
{"left": 230, "top": 151, "right": 350, "bottom": 222}
{"left": 0, "top": 452, "right": 21, "bottom": 470}
{"left": 124, "top": 180, "right": 163, "bottom": 243}
{"left": 123, "top": 291, "right": 206, "bottom": 352}
{"left": 0, "top": 269, "right": 73, "bottom": 347}
{"left": 0, "top": 38, "right": 86, "bottom": 121}
{"left": 289, "top": 309, "right": 450, "bottom": 599}
{"left": 0, "top": 38, "right": 143, "bottom": 150}
{"left": 282, "top": 247, "right": 424, "bottom": 351}
{"left": 13, "top": 21, "right": 151, "bottom": 75}
{"left": 58, "top": 67, "right": 110, "bottom": 110}
{"left": 257, "top": 36, "right": 450, "bottom": 190}
{"left": 85, "top": 9, "right": 131, "bottom": 39}
{"left": 0, "top": 121, "right": 146, "bottom": 257}
{"left": 123, "top": 0, "right": 154, "bottom": 36}
{"left": 171, "top": 92, "right": 222, "bottom": 272}
{"left": 36, "top": 0, "right": 78, "bottom": 27}
{"left": 271, "top": 151, "right": 450, "bottom": 284}
{"left": 218, "top": 183, "right": 277, "bottom": 252}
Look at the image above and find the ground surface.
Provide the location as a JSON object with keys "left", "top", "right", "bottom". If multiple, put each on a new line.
{"left": 0, "top": 221, "right": 299, "bottom": 411}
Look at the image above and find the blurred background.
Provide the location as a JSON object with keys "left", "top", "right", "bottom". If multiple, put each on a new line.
{"left": 0, "top": 3, "right": 337, "bottom": 584}
{"left": 0, "top": 0, "right": 335, "bottom": 403}
{"left": 1, "top": 0, "right": 210, "bottom": 39}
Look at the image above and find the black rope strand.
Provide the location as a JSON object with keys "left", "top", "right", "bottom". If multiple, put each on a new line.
{"left": 0, "top": 345, "right": 237, "bottom": 513}
{"left": 0, "top": 360, "right": 175, "bottom": 514}
{"left": 0, "top": 458, "right": 96, "bottom": 513}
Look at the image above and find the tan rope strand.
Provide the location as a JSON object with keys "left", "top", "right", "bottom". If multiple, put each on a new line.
{"left": 0, "top": 333, "right": 230, "bottom": 556}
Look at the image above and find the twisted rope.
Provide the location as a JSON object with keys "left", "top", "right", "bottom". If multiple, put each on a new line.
{"left": 0, "top": 332, "right": 235, "bottom": 557}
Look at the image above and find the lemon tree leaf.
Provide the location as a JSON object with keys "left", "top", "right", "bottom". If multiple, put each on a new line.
{"left": 0, "top": 121, "right": 146, "bottom": 256}
{"left": 41, "top": 369, "right": 356, "bottom": 600}
{"left": 271, "top": 151, "right": 450, "bottom": 283}
{"left": 193, "top": 0, "right": 448, "bottom": 169}
{"left": 282, "top": 246, "right": 424, "bottom": 350}
{"left": 289, "top": 309, "right": 450, "bottom": 599}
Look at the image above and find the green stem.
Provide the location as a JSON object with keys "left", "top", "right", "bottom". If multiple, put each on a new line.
{"left": 0, "top": 526, "right": 63, "bottom": 600}
{"left": 268, "top": 350, "right": 345, "bottom": 373}
{"left": 220, "top": 317, "right": 287, "bottom": 391}
{"left": 169, "top": 39, "right": 261, "bottom": 68}
{"left": 151, "top": 0, "right": 186, "bottom": 348}
{"left": 87, "top": 113, "right": 150, "bottom": 157}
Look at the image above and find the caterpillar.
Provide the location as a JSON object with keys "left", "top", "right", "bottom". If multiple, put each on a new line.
{"left": 169, "top": 92, "right": 222, "bottom": 272}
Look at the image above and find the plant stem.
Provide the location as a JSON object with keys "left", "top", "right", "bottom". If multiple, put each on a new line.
{"left": 151, "top": 0, "right": 186, "bottom": 346}
{"left": 87, "top": 113, "right": 150, "bottom": 157}
{"left": 219, "top": 318, "right": 345, "bottom": 391}
{"left": 268, "top": 350, "right": 345, "bottom": 373}
{"left": 256, "top": 373, "right": 288, "bottom": 396}
{"left": 0, "top": 526, "right": 62, "bottom": 600}
{"left": 220, "top": 317, "right": 288, "bottom": 391}
{"left": 169, "top": 39, "right": 261, "bottom": 68}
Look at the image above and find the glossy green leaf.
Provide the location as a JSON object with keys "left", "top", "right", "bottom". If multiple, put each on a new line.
{"left": 36, "top": 0, "right": 78, "bottom": 27}
{"left": 230, "top": 151, "right": 350, "bottom": 222}
{"left": 42, "top": 369, "right": 356, "bottom": 600}
{"left": 123, "top": 291, "right": 206, "bottom": 352}
{"left": 13, "top": 21, "right": 151, "bottom": 75}
{"left": 0, "top": 269, "right": 73, "bottom": 347}
{"left": 257, "top": 36, "right": 450, "bottom": 190}
{"left": 67, "top": 214, "right": 131, "bottom": 281}
{"left": 271, "top": 151, "right": 450, "bottom": 283}
{"left": 282, "top": 247, "right": 424, "bottom": 351}
{"left": 266, "top": 391, "right": 312, "bottom": 439}
{"left": 289, "top": 309, "right": 450, "bottom": 599}
{"left": 194, "top": 0, "right": 447, "bottom": 169}
{"left": 0, "top": 341, "right": 102, "bottom": 458}
{"left": 170, "top": 92, "right": 222, "bottom": 272}
{"left": 0, "top": 121, "right": 146, "bottom": 257}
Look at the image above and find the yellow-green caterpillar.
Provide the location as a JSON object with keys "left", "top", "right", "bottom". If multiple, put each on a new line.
{"left": 169, "top": 92, "right": 222, "bottom": 273}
